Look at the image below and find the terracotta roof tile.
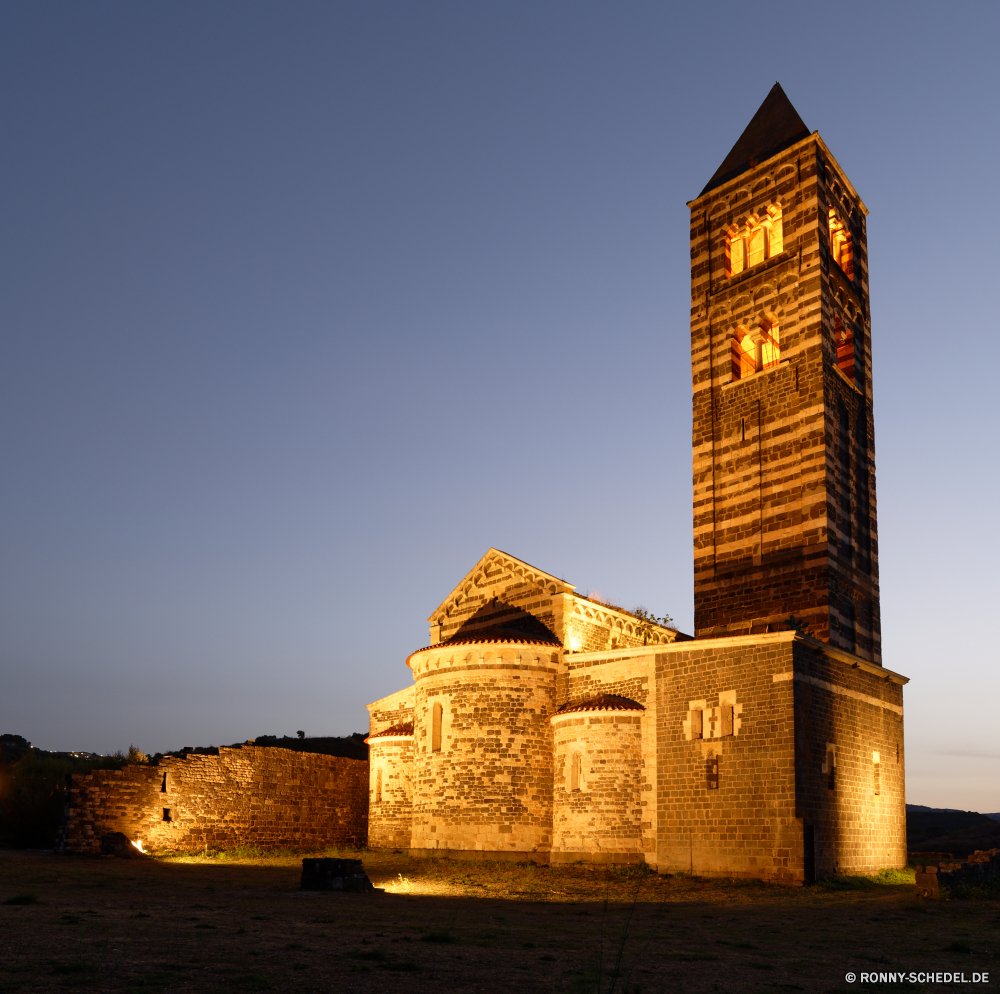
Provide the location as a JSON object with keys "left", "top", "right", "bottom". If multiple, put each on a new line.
{"left": 364, "top": 721, "right": 414, "bottom": 743}
{"left": 407, "top": 632, "right": 562, "bottom": 667}
{"left": 553, "top": 694, "right": 645, "bottom": 716}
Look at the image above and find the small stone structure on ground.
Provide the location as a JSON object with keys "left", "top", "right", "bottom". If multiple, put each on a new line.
{"left": 912, "top": 850, "right": 1000, "bottom": 899}
{"left": 300, "top": 858, "right": 374, "bottom": 892}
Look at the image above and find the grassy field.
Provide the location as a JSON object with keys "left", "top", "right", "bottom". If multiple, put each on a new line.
{"left": 1, "top": 848, "right": 997, "bottom": 993}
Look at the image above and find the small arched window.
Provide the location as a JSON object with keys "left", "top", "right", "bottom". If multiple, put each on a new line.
{"left": 570, "top": 752, "right": 582, "bottom": 791}
{"left": 727, "top": 205, "right": 783, "bottom": 277}
{"left": 829, "top": 209, "right": 853, "bottom": 279}
{"left": 375, "top": 767, "right": 382, "bottom": 803}
{"left": 432, "top": 702, "right": 443, "bottom": 752}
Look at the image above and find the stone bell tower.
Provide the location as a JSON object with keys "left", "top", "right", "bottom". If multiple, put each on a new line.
{"left": 689, "top": 83, "right": 880, "bottom": 662}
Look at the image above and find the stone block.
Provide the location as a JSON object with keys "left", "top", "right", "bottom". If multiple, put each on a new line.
{"left": 300, "top": 858, "right": 374, "bottom": 892}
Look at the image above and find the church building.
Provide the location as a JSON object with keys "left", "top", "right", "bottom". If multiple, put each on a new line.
{"left": 366, "top": 85, "right": 908, "bottom": 884}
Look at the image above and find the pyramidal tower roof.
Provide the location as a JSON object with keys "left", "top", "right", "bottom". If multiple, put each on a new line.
{"left": 700, "top": 83, "right": 810, "bottom": 195}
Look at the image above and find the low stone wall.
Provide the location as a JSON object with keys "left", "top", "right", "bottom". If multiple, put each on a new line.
{"left": 913, "top": 849, "right": 1000, "bottom": 899}
{"left": 57, "top": 746, "right": 368, "bottom": 854}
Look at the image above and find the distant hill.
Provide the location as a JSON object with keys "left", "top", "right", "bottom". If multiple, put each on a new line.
{"left": 906, "top": 805, "right": 1000, "bottom": 858}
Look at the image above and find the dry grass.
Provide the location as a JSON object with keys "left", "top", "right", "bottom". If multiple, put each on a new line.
{"left": 0, "top": 847, "right": 997, "bottom": 993}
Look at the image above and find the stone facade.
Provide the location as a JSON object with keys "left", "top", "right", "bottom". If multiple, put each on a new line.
{"left": 365, "top": 686, "right": 415, "bottom": 849}
{"left": 58, "top": 746, "right": 367, "bottom": 854}
{"left": 365, "top": 86, "right": 908, "bottom": 884}
{"left": 552, "top": 698, "right": 646, "bottom": 862}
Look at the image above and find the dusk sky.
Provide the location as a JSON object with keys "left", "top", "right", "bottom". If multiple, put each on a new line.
{"left": 2, "top": 2, "right": 997, "bottom": 812}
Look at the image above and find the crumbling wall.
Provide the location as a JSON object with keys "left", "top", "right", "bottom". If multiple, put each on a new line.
{"left": 58, "top": 746, "right": 368, "bottom": 854}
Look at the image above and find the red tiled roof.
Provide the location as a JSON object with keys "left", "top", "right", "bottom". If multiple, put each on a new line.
{"left": 552, "top": 694, "right": 645, "bottom": 716}
{"left": 406, "top": 633, "right": 562, "bottom": 667}
{"left": 364, "top": 722, "right": 414, "bottom": 743}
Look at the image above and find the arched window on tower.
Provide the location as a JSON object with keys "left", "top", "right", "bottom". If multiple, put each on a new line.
{"left": 829, "top": 209, "right": 854, "bottom": 279}
{"left": 835, "top": 314, "right": 855, "bottom": 383}
{"left": 726, "top": 205, "right": 783, "bottom": 278}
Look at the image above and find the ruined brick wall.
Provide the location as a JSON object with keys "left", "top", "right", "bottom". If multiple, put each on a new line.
{"left": 551, "top": 711, "right": 644, "bottom": 861}
{"left": 689, "top": 133, "right": 881, "bottom": 662}
{"left": 789, "top": 640, "right": 906, "bottom": 876}
{"left": 407, "top": 641, "right": 559, "bottom": 855}
{"left": 59, "top": 747, "right": 368, "bottom": 854}
{"left": 656, "top": 636, "right": 801, "bottom": 883}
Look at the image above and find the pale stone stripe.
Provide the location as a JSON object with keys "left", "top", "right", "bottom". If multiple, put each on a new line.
{"left": 772, "top": 671, "right": 902, "bottom": 715}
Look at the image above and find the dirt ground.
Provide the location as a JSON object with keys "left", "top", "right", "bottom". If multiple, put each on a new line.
{"left": 1, "top": 848, "right": 997, "bottom": 994}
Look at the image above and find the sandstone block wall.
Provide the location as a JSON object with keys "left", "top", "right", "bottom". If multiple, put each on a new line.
{"left": 367, "top": 736, "right": 413, "bottom": 849}
{"left": 788, "top": 639, "right": 906, "bottom": 876}
{"left": 551, "top": 711, "right": 644, "bottom": 861}
{"left": 562, "top": 651, "right": 658, "bottom": 858}
{"left": 58, "top": 746, "right": 368, "bottom": 854}
{"left": 655, "top": 636, "right": 801, "bottom": 883}
{"left": 407, "top": 643, "right": 559, "bottom": 855}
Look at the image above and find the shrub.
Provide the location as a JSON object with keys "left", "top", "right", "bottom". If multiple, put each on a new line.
{"left": 0, "top": 741, "right": 142, "bottom": 848}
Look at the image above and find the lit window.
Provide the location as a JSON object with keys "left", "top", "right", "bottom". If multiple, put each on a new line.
{"left": 432, "top": 702, "right": 443, "bottom": 752}
{"left": 829, "top": 209, "right": 853, "bottom": 279}
{"left": 747, "top": 222, "right": 765, "bottom": 268}
{"left": 760, "top": 323, "right": 780, "bottom": 370}
{"left": 731, "top": 323, "right": 779, "bottom": 381}
{"left": 731, "top": 330, "right": 756, "bottom": 380}
{"left": 835, "top": 314, "right": 855, "bottom": 383}
{"left": 570, "top": 752, "right": 581, "bottom": 791}
{"left": 727, "top": 205, "right": 783, "bottom": 277}
{"left": 728, "top": 225, "right": 745, "bottom": 275}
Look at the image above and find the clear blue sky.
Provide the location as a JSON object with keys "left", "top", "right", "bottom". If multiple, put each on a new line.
{"left": 1, "top": 1, "right": 997, "bottom": 811}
